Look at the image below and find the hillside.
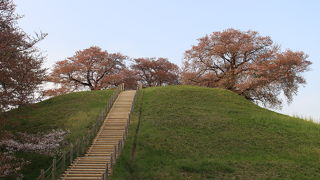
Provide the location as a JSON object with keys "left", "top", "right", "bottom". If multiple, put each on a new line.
{"left": 111, "top": 86, "right": 320, "bottom": 180}
{"left": 1, "top": 90, "right": 113, "bottom": 179}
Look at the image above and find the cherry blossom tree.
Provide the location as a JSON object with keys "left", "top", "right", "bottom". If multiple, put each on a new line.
{"left": 46, "top": 46, "right": 127, "bottom": 96}
{"left": 132, "top": 57, "right": 179, "bottom": 87}
{"left": 0, "top": 0, "right": 47, "bottom": 112}
{"left": 182, "top": 29, "right": 311, "bottom": 108}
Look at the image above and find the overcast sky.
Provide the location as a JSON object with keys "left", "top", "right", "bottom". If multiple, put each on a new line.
{"left": 14, "top": 0, "right": 320, "bottom": 121}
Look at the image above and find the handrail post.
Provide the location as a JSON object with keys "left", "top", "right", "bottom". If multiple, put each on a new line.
{"left": 40, "top": 169, "right": 45, "bottom": 180}
{"left": 52, "top": 157, "right": 56, "bottom": 180}
{"left": 114, "top": 145, "right": 117, "bottom": 160}
{"left": 82, "top": 136, "right": 86, "bottom": 154}
{"left": 106, "top": 163, "right": 109, "bottom": 180}
{"left": 110, "top": 153, "right": 113, "bottom": 174}
{"left": 125, "top": 123, "right": 128, "bottom": 138}
{"left": 90, "top": 128, "right": 94, "bottom": 139}
{"left": 70, "top": 143, "right": 73, "bottom": 164}
{"left": 118, "top": 140, "right": 121, "bottom": 155}
{"left": 62, "top": 151, "right": 66, "bottom": 171}
{"left": 128, "top": 113, "right": 130, "bottom": 127}
{"left": 75, "top": 140, "right": 79, "bottom": 157}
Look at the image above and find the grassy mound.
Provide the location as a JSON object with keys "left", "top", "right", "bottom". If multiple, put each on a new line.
{"left": 111, "top": 86, "right": 320, "bottom": 180}
{"left": 1, "top": 90, "right": 113, "bottom": 179}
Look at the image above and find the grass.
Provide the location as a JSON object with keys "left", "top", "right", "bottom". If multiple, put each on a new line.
{"left": 292, "top": 114, "right": 320, "bottom": 124}
{"left": 1, "top": 90, "right": 113, "bottom": 180}
{"left": 111, "top": 85, "right": 320, "bottom": 180}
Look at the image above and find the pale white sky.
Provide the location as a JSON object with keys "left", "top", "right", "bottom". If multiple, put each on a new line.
{"left": 14, "top": 0, "right": 320, "bottom": 121}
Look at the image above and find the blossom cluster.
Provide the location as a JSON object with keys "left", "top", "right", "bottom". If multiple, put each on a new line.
{"left": 0, "top": 129, "right": 69, "bottom": 155}
{"left": 0, "top": 152, "right": 29, "bottom": 178}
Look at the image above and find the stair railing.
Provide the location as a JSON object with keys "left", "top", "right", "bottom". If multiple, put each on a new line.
{"left": 101, "top": 84, "right": 142, "bottom": 179}
{"left": 36, "top": 83, "right": 125, "bottom": 180}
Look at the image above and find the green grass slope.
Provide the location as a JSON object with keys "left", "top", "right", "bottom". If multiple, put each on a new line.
{"left": 112, "top": 86, "right": 320, "bottom": 180}
{"left": 1, "top": 90, "right": 113, "bottom": 179}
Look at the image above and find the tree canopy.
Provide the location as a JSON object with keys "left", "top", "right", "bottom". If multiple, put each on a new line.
{"left": 0, "top": 0, "right": 47, "bottom": 112}
{"left": 46, "top": 46, "right": 127, "bottom": 96}
{"left": 182, "top": 29, "right": 311, "bottom": 108}
{"left": 132, "top": 57, "right": 179, "bottom": 87}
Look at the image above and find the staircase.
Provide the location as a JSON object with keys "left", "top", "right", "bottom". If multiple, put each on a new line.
{"left": 61, "top": 90, "right": 136, "bottom": 180}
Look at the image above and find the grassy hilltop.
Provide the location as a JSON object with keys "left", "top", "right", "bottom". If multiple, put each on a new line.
{"left": 111, "top": 86, "right": 320, "bottom": 180}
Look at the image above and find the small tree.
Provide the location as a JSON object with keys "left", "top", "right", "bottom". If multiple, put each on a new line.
{"left": 182, "top": 29, "right": 311, "bottom": 108}
{"left": 0, "top": 0, "right": 47, "bottom": 112}
{"left": 47, "top": 46, "right": 127, "bottom": 95}
{"left": 132, "top": 58, "right": 179, "bottom": 87}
